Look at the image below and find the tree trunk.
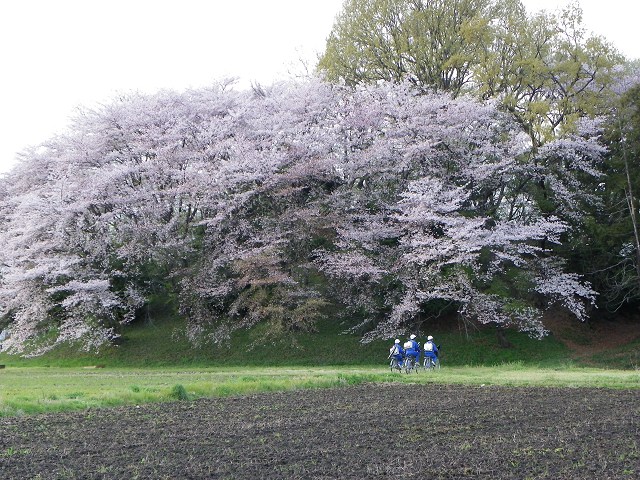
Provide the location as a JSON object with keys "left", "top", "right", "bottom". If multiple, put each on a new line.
{"left": 622, "top": 135, "right": 640, "bottom": 285}
{"left": 495, "top": 325, "right": 513, "bottom": 349}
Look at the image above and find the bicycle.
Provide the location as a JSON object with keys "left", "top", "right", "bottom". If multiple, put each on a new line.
{"left": 403, "top": 354, "right": 419, "bottom": 374}
{"left": 423, "top": 344, "right": 442, "bottom": 371}
{"left": 389, "top": 356, "right": 402, "bottom": 373}
{"left": 423, "top": 355, "right": 440, "bottom": 370}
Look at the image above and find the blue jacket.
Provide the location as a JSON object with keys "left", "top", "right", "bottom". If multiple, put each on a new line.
{"left": 406, "top": 339, "right": 420, "bottom": 358}
{"left": 389, "top": 343, "right": 404, "bottom": 358}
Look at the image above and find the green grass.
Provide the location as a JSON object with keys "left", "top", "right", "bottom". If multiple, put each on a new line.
{"left": 0, "top": 364, "right": 638, "bottom": 417}
{"left": 0, "top": 311, "right": 638, "bottom": 417}
{"left": 584, "top": 337, "right": 640, "bottom": 370}
{"left": 0, "top": 314, "right": 577, "bottom": 369}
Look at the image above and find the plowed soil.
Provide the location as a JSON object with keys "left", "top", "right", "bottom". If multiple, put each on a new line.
{"left": 0, "top": 384, "right": 638, "bottom": 479}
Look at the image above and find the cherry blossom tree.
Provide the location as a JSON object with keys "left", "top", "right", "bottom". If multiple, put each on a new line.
{"left": 0, "top": 78, "right": 601, "bottom": 353}
{"left": 309, "top": 83, "right": 599, "bottom": 340}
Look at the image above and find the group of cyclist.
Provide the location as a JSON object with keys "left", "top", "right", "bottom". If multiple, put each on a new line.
{"left": 388, "top": 334, "right": 440, "bottom": 370}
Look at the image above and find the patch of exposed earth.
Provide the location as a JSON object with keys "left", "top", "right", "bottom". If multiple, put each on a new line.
{"left": 543, "top": 311, "right": 640, "bottom": 366}
{"left": 1, "top": 384, "right": 638, "bottom": 479}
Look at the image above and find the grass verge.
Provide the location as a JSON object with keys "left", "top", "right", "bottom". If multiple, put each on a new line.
{"left": 1, "top": 364, "right": 638, "bottom": 418}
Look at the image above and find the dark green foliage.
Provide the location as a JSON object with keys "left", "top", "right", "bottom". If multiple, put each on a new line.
{"left": 571, "top": 84, "right": 640, "bottom": 312}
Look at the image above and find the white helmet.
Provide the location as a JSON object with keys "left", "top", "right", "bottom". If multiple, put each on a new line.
{"left": 410, "top": 334, "right": 416, "bottom": 340}
{"left": 427, "top": 335, "right": 433, "bottom": 341}
{"left": 394, "top": 339, "right": 400, "bottom": 343}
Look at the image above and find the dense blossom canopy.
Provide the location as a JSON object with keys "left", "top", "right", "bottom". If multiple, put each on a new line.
{"left": 0, "top": 79, "right": 601, "bottom": 354}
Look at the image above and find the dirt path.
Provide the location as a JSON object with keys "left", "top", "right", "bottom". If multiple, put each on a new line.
{"left": 1, "top": 384, "right": 638, "bottom": 479}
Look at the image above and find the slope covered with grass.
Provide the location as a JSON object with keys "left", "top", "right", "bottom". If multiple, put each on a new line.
{"left": 0, "top": 313, "right": 578, "bottom": 369}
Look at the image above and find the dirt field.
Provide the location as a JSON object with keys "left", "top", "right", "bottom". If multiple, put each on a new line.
{"left": 0, "top": 383, "right": 638, "bottom": 479}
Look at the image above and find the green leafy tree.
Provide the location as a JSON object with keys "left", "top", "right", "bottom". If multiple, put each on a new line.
{"left": 319, "top": 0, "right": 623, "bottom": 147}
{"left": 318, "top": 0, "right": 495, "bottom": 93}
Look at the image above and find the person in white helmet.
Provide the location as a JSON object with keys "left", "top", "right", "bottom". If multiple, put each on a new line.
{"left": 404, "top": 334, "right": 420, "bottom": 366}
{"left": 388, "top": 338, "right": 405, "bottom": 369}
{"left": 423, "top": 335, "right": 439, "bottom": 368}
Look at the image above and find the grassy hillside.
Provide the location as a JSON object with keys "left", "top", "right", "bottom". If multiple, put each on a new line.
{"left": 3, "top": 310, "right": 637, "bottom": 369}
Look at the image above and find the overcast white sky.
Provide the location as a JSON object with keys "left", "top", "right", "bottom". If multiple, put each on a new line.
{"left": 1, "top": 0, "right": 638, "bottom": 175}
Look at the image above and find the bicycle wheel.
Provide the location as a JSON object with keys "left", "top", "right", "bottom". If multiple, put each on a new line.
{"left": 390, "top": 357, "right": 400, "bottom": 372}
{"left": 423, "top": 357, "right": 433, "bottom": 370}
{"left": 405, "top": 356, "right": 416, "bottom": 374}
